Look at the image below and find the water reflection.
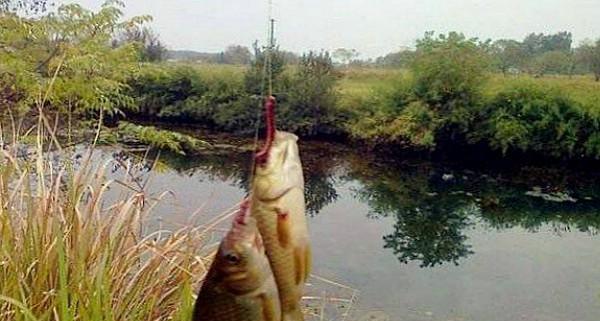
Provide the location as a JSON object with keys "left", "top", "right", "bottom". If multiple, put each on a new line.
{"left": 347, "top": 154, "right": 600, "bottom": 266}
{"left": 114, "top": 143, "right": 600, "bottom": 268}
{"left": 113, "top": 145, "right": 342, "bottom": 216}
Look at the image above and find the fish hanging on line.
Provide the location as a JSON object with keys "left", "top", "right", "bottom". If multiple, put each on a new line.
{"left": 250, "top": 96, "right": 312, "bottom": 321}
{"left": 193, "top": 200, "right": 281, "bottom": 321}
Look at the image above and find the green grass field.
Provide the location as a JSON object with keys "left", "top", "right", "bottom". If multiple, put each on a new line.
{"left": 172, "top": 64, "right": 600, "bottom": 114}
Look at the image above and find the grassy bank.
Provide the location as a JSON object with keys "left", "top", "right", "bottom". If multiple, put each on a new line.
{"left": 0, "top": 129, "right": 214, "bottom": 320}
{"left": 0, "top": 119, "right": 356, "bottom": 320}
{"left": 3, "top": 3, "right": 600, "bottom": 162}
{"left": 119, "top": 61, "right": 600, "bottom": 162}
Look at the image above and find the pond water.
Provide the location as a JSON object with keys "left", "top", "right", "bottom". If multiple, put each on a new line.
{"left": 95, "top": 140, "right": 600, "bottom": 321}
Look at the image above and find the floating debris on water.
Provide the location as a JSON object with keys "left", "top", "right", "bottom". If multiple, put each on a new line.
{"left": 357, "top": 311, "right": 390, "bottom": 321}
{"left": 442, "top": 173, "right": 455, "bottom": 181}
{"left": 525, "top": 187, "right": 577, "bottom": 203}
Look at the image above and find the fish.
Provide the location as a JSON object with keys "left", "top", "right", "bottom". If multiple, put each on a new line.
{"left": 251, "top": 97, "right": 312, "bottom": 321}
{"left": 193, "top": 200, "right": 281, "bottom": 321}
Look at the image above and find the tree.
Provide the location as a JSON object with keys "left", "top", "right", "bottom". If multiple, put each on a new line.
{"left": 332, "top": 48, "right": 359, "bottom": 65}
{"left": 280, "top": 51, "right": 340, "bottom": 136}
{"left": 491, "top": 39, "right": 526, "bottom": 75}
{"left": 0, "top": 1, "right": 150, "bottom": 120}
{"left": 577, "top": 40, "right": 600, "bottom": 81}
{"left": 222, "top": 45, "right": 252, "bottom": 65}
{"left": 244, "top": 42, "right": 287, "bottom": 95}
{"left": 530, "top": 50, "right": 572, "bottom": 77}
{"left": 522, "top": 31, "right": 572, "bottom": 56}
{"left": 412, "top": 32, "right": 489, "bottom": 109}
{"left": 116, "top": 26, "right": 168, "bottom": 62}
{"left": 410, "top": 32, "right": 490, "bottom": 143}
{"left": 375, "top": 48, "right": 415, "bottom": 68}
{"left": 0, "top": 0, "right": 51, "bottom": 13}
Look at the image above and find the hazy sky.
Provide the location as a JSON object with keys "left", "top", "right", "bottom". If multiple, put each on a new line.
{"left": 60, "top": 0, "right": 600, "bottom": 58}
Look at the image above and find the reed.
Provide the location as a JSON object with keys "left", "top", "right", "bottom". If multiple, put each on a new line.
{"left": 0, "top": 115, "right": 216, "bottom": 321}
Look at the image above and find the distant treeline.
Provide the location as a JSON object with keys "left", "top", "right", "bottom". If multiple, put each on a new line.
{"left": 375, "top": 31, "right": 600, "bottom": 79}
{"left": 167, "top": 45, "right": 301, "bottom": 65}
{"left": 168, "top": 31, "right": 600, "bottom": 80}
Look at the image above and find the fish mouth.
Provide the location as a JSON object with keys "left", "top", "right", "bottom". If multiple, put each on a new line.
{"left": 224, "top": 200, "right": 256, "bottom": 245}
{"left": 233, "top": 199, "right": 251, "bottom": 226}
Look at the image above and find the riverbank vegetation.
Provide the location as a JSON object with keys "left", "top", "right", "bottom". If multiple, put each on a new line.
{"left": 0, "top": 124, "right": 211, "bottom": 320}
{"left": 3, "top": 1, "right": 600, "bottom": 163}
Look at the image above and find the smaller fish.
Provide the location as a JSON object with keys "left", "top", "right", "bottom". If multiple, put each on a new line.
{"left": 193, "top": 200, "right": 281, "bottom": 321}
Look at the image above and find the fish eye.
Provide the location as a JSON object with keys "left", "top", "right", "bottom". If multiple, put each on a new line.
{"left": 224, "top": 253, "right": 241, "bottom": 265}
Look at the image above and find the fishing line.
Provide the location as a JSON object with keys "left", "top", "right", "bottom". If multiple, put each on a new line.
{"left": 248, "top": 0, "right": 276, "bottom": 191}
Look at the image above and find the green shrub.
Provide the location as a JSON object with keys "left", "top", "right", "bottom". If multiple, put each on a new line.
{"left": 348, "top": 32, "right": 490, "bottom": 149}
{"left": 129, "top": 65, "right": 209, "bottom": 118}
{"left": 411, "top": 32, "right": 490, "bottom": 134}
{"left": 480, "top": 82, "right": 591, "bottom": 157}
{"left": 348, "top": 81, "right": 439, "bottom": 149}
{"left": 278, "top": 51, "right": 343, "bottom": 136}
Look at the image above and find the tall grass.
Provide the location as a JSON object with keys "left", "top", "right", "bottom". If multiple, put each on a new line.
{"left": 0, "top": 116, "right": 215, "bottom": 321}
{"left": 0, "top": 117, "right": 359, "bottom": 321}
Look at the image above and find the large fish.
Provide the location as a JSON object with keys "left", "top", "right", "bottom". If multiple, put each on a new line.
{"left": 193, "top": 200, "right": 281, "bottom": 321}
{"left": 251, "top": 97, "right": 312, "bottom": 321}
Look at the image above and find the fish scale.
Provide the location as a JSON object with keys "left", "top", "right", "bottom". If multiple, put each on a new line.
{"left": 194, "top": 282, "right": 276, "bottom": 321}
{"left": 194, "top": 202, "right": 281, "bottom": 321}
{"left": 252, "top": 131, "right": 312, "bottom": 321}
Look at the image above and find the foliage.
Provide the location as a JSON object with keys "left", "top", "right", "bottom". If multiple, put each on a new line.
{"left": 350, "top": 32, "right": 489, "bottom": 149}
{"left": 374, "top": 49, "right": 415, "bottom": 68}
{"left": 0, "top": 0, "right": 50, "bottom": 13}
{"left": 118, "top": 121, "right": 211, "bottom": 154}
{"left": 222, "top": 45, "right": 252, "bottom": 65}
{"left": 127, "top": 64, "right": 254, "bottom": 132}
{"left": 244, "top": 44, "right": 288, "bottom": 96}
{"left": 278, "top": 51, "right": 342, "bottom": 136}
{"left": 576, "top": 39, "right": 600, "bottom": 81}
{"left": 115, "top": 25, "right": 168, "bottom": 62}
{"left": 491, "top": 39, "right": 527, "bottom": 75}
{"left": 332, "top": 48, "right": 359, "bottom": 65}
{"left": 346, "top": 56, "right": 600, "bottom": 159}
{"left": 127, "top": 51, "right": 343, "bottom": 137}
{"left": 0, "top": 129, "right": 208, "bottom": 321}
{"left": 0, "top": 1, "right": 149, "bottom": 119}
{"left": 522, "top": 31, "right": 573, "bottom": 56}
{"left": 477, "top": 82, "right": 595, "bottom": 158}
{"left": 412, "top": 32, "right": 489, "bottom": 110}
{"left": 529, "top": 50, "right": 573, "bottom": 76}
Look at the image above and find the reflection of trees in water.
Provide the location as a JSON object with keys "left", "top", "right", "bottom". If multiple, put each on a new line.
{"left": 304, "top": 173, "right": 338, "bottom": 216}
{"left": 383, "top": 203, "right": 477, "bottom": 267}
{"left": 113, "top": 145, "right": 600, "bottom": 267}
{"left": 301, "top": 144, "right": 342, "bottom": 216}
{"left": 346, "top": 154, "right": 600, "bottom": 267}
{"left": 348, "top": 158, "right": 475, "bottom": 267}
{"left": 115, "top": 147, "right": 340, "bottom": 216}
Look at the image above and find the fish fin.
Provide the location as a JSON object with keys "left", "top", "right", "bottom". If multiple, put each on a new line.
{"left": 276, "top": 208, "right": 291, "bottom": 248}
{"left": 294, "top": 246, "right": 305, "bottom": 286}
